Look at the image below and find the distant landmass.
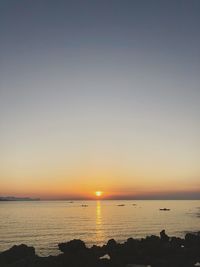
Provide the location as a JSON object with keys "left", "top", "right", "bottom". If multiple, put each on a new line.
{"left": 0, "top": 196, "right": 40, "bottom": 201}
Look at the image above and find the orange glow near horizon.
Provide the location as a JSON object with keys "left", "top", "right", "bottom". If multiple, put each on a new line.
{"left": 0, "top": 164, "right": 199, "bottom": 200}
{"left": 1, "top": 179, "right": 200, "bottom": 200}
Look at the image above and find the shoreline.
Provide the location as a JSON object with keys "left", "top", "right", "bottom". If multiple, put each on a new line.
{"left": 1, "top": 230, "right": 200, "bottom": 267}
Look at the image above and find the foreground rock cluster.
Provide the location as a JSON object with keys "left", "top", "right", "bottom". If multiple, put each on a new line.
{"left": 1, "top": 230, "right": 200, "bottom": 267}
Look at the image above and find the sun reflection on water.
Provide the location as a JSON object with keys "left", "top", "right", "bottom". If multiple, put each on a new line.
{"left": 95, "top": 201, "right": 104, "bottom": 243}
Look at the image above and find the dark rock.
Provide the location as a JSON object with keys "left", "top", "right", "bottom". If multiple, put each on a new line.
{"left": 170, "top": 236, "right": 184, "bottom": 248}
{"left": 106, "top": 239, "right": 117, "bottom": 249}
{"left": 0, "top": 244, "right": 35, "bottom": 265}
{"left": 160, "top": 230, "right": 169, "bottom": 243}
{"left": 2, "top": 231, "right": 200, "bottom": 267}
{"left": 58, "top": 239, "right": 86, "bottom": 253}
{"left": 91, "top": 245, "right": 106, "bottom": 257}
{"left": 185, "top": 233, "right": 200, "bottom": 247}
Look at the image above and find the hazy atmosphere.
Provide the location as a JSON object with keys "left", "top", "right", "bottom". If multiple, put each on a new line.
{"left": 0, "top": 0, "right": 200, "bottom": 199}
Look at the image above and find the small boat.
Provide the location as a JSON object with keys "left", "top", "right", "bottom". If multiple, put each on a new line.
{"left": 81, "top": 204, "right": 88, "bottom": 207}
{"left": 159, "top": 208, "right": 170, "bottom": 211}
{"left": 117, "top": 204, "right": 125, "bottom": 206}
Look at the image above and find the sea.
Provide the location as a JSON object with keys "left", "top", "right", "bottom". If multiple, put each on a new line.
{"left": 0, "top": 200, "right": 199, "bottom": 256}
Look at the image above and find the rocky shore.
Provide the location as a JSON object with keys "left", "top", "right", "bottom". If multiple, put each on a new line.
{"left": 1, "top": 230, "right": 200, "bottom": 267}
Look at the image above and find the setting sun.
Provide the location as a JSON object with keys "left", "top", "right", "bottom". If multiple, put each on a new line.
{"left": 95, "top": 191, "right": 103, "bottom": 197}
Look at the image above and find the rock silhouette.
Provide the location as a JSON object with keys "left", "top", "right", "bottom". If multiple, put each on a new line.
{"left": 0, "top": 230, "right": 200, "bottom": 267}
{"left": 58, "top": 239, "right": 86, "bottom": 253}
{"left": 0, "top": 244, "right": 35, "bottom": 266}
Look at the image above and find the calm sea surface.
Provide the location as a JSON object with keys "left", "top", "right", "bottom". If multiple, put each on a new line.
{"left": 0, "top": 200, "right": 199, "bottom": 256}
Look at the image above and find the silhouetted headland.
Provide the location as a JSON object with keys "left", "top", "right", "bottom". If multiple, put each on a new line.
{"left": 1, "top": 230, "right": 200, "bottom": 267}
{"left": 0, "top": 196, "right": 40, "bottom": 201}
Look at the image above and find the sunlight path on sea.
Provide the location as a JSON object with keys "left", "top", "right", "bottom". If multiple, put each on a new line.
{"left": 95, "top": 201, "right": 104, "bottom": 243}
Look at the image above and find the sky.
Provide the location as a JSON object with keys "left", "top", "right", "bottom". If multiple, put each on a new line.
{"left": 0, "top": 0, "right": 200, "bottom": 199}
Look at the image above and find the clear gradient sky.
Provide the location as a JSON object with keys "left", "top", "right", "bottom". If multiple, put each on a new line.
{"left": 0, "top": 0, "right": 200, "bottom": 199}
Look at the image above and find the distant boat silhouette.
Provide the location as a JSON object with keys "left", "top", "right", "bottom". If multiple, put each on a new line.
{"left": 159, "top": 208, "right": 170, "bottom": 211}
{"left": 81, "top": 204, "right": 88, "bottom": 207}
{"left": 117, "top": 204, "right": 125, "bottom": 206}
